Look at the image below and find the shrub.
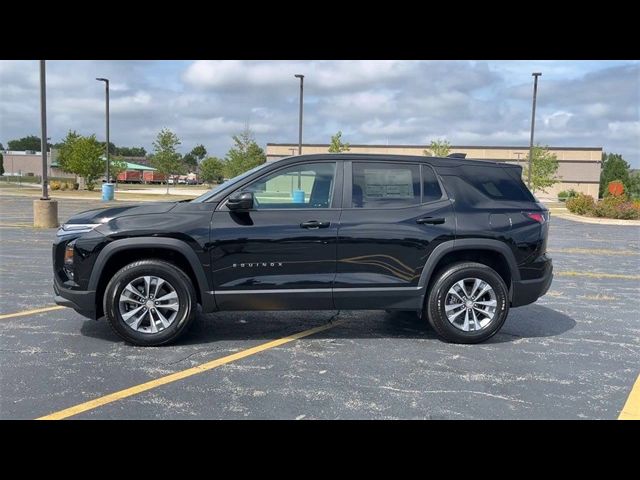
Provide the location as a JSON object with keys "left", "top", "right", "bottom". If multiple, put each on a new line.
{"left": 607, "top": 180, "right": 625, "bottom": 197}
{"left": 50, "top": 180, "right": 61, "bottom": 190}
{"left": 593, "top": 195, "right": 640, "bottom": 219}
{"left": 566, "top": 193, "right": 595, "bottom": 215}
{"left": 73, "top": 182, "right": 80, "bottom": 190}
{"left": 557, "top": 189, "right": 578, "bottom": 202}
{"left": 86, "top": 182, "right": 96, "bottom": 191}
{"left": 60, "top": 182, "right": 68, "bottom": 190}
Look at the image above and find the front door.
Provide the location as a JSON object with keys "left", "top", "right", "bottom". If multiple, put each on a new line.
{"left": 334, "top": 160, "right": 455, "bottom": 310}
{"left": 210, "top": 161, "right": 342, "bottom": 310}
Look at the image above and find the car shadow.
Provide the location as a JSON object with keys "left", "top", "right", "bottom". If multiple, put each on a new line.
{"left": 79, "top": 304, "right": 576, "bottom": 346}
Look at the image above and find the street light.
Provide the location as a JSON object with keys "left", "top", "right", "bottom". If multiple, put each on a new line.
{"left": 96, "top": 77, "right": 110, "bottom": 183}
{"left": 528, "top": 72, "right": 542, "bottom": 187}
{"left": 294, "top": 74, "right": 304, "bottom": 155}
{"left": 40, "top": 61, "right": 49, "bottom": 200}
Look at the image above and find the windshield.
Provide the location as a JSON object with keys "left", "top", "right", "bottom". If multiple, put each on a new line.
{"left": 191, "top": 163, "right": 272, "bottom": 203}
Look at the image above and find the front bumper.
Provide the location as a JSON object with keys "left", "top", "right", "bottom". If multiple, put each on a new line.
{"left": 511, "top": 258, "right": 553, "bottom": 307}
{"left": 53, "top": 276, "right": 97, "bottom": 319}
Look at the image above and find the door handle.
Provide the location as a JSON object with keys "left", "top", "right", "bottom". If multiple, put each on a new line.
{"left": 300, "top": 220, "right": 330, "bottom": 229}
{"left": 416, "top": 217, "right": 445, "bottom": 225}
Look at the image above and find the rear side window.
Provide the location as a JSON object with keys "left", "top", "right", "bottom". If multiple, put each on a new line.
{"left": 352, "top": 162, "right": 420, "bottom": 208}
{"left": 423, "top": 165, "right": 443, "bottom": 202}
{"left": 458, "top": 165, "right": 534, "bottom": 202}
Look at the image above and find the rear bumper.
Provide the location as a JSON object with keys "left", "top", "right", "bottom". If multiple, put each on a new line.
{"left": 511, "top": 259, "right": 553, "bottom": 307}
{"left": 53, "top": 277, "right": 97, "bottom": 320}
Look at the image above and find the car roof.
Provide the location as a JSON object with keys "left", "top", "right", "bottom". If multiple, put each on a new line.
{"left": 272, "top": 153, "right": 516, "bottom": 169}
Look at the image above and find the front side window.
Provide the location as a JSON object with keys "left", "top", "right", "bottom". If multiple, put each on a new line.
{"left": 352, "top": 162, "right": 420, "bottom": 208}
{"left": 242, "top": 162, "right": 336, "bottom": 209}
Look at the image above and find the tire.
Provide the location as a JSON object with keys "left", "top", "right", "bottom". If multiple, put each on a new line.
{"left": 426, "top": 262, "right": 509, "bottom": 344}
{"left": 103, "top": 259, "right": 198, "bottom": 346}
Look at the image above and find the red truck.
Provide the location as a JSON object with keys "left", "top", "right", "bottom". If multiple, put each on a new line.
{"left": 142, "top": 171, "right": 167, "bottom": 184}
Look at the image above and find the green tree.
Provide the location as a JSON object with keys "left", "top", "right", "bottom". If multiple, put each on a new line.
{"left": 0, "top": 152, "right": 4, "bottom": 176}
{"left": 523, "top": 145, "right": 560, "bottom": 193}
{"left": 599, "top": 152, "right": 631, "bottom": 198}
{"left": 116, "top": 146, "right": 147, "bottom": 157}
{"left": 328, "top": 131, "right": 350, "bottom": 152}
{"left": 150, "top": 128, "right": 184, "bottom": 193}
{"left": 8, "top": 135, "right": 50, "bottom": 151}
{"left": 57, "top": 133, "right": 104, "bottom": 190}
{"left": 626, "top": 170, "right": 640, "bottom": 199}
{"left": 182, "top": 153, "right": 198, "bottom": 172}
{"left": 109, "top": 156, "right": 128, "bottom": 185}
{"left": 98, "top": 141, "right": 117, "bottom": 155}
{"left": 191, "top": 144, "right": 207, "bottom": 161}
{"left": 224, "top": 128, "right": 266, "bottom": 177}
{"left": 424, "top": 139, "right": 451, "bottom": 157}
{"left": 56, "top": 130, "right": 82, "bottom": 181}
{"left": 200, "top": 156, "right": 225, "bottom": 185}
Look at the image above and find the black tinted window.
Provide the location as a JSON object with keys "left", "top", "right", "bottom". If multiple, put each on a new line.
{"left": 352, "top": 162, "right": 420, "bottom": 208}
{"left": 459, "top": 165, "right": 533, "bottom": 201}
{"left": 443, "top": 165, "right": 535, "bottom": 205}
{"left": 422, "top": 165, "right": 443, "bottom": 202}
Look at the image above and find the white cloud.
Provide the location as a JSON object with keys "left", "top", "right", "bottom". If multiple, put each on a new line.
{"left": 0, "top": 59, "right": 638, "bottom": 167}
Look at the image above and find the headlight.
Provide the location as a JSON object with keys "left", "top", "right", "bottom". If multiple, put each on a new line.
{"left": 57, "top": 223, "right": 102, "bottom": 237}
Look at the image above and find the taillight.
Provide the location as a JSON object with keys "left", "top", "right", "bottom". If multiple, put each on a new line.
{"left": 524, "top": 212, "right": 546, "bottom": 224}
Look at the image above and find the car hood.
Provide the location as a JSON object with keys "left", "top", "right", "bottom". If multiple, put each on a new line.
{"left": 64, "top": 202, "right": 178, "bottom": 225}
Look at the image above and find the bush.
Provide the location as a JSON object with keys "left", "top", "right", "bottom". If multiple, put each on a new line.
{"left": 566, "top": 193, "right": 595, "bottom": 215}
{"left": 73, "top": 182, "right": 79, "bottom": 190}
{"left": 593, "top": 195, "right": 640, "bottom": 219}
{"left": 50, "top": 180, "right": 61, "bottom": 190}
{"left": 86, "top": 182, "right": 96, "bottom": 191}
{"left": 60, "top": 182, "right": 68, "bottom": 190}
{"left": 607, "top": 180, "right": 625, "bottom": 197}
{"left": 557, "top": 189, "right": 578, "bottom": 202}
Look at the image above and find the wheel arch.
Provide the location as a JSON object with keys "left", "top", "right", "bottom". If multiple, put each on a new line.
{"left": 89, "top": 238, "right": 215, "bottom": 318}
{"left": 419, "top": 239, "right": 520, "bottom": 303}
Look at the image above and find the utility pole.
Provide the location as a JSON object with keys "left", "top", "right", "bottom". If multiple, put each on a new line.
{"left": 34, "top": 60, "right": 58, "bottom": 228}
{"left": 40, "top": 60, "right": 49, "bottom": 200}
{"left": 528, "top": 72, "right": 542, "bottom": 187}
{"left": 294, "top": 74, "right": 304, "bottom": 155}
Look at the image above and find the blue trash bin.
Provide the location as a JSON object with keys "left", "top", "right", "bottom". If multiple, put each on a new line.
{"left": 292, "top": 189, "right": 305, "bottom": 203}
{"left": 102, "top": 183, "right": 115, "bottom": 202}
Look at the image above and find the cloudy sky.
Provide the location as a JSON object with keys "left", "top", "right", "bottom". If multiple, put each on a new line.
{"left": 1, "top": 60, "right": 638, "bottom": 166}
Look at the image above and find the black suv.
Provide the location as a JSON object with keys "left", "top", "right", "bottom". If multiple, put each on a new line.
{"left": 53, "top": 154, "right": 552, "bottom": 346}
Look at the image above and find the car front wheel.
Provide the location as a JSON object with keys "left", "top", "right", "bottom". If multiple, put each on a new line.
{"left": 103, "top": 259, "right": 197, "bottom": 346}
{"left": 426, "top": 262, "right": 509, "bottom": 344}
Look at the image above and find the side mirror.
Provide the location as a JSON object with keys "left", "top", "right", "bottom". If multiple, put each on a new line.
{"left": 227, "top": 191, "right": 254, "bottom": 211}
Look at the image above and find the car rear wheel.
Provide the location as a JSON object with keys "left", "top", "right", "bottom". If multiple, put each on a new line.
{"left": 103, "top": 259, "right": 197, "bottom": 346}
{"left": 426, "top": 262, "right": 509, "bottom": 344}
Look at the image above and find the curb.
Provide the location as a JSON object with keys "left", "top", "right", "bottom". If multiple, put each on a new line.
{"left": 553, "top": 212, "right": 640, "bottom": 226}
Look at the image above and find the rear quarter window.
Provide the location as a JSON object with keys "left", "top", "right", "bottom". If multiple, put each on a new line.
{"left": 458, "top": 165, "right": 534, "bottom": 202}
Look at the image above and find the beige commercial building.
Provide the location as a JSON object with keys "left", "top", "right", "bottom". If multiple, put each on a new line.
{"left": 1, "top": 150, "right": 73, "bottom": 179}
{"left": 266, "top": 144, "right": 603, "bottom": 199}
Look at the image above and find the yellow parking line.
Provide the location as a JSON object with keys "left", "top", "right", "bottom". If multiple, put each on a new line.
{"left": 37, "top": 318, "right": 345, "bottom": 420}
{"left": 0, "top": 305, "right": 65, "bottom": 320}
{"left": 619, "top": 374, "right": 640, "bottom": 420}
{"left": 556, "top": 271, "right": 640, "bottom": 280}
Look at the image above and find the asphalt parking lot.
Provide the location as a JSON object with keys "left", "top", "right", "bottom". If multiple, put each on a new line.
{"left": 1, "top": 194, "right": 638, "bottom": 419}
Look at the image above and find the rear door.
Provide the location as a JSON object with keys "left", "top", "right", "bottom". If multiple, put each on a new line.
{"left": 334, "top": 160, "right": 455, "bottom": 310}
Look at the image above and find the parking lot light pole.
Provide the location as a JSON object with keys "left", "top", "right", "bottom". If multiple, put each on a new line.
{"left": 33, "top": 60, "right": 58, "bottom": 228}
{"left": 528, "top": 72, "right": 542, "bottom": 187}
{"left": 294, "top": 74, "right": 304, "bottom": 155}
{"left": 96, "top": 78, "right": 110, "bottom": 180}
